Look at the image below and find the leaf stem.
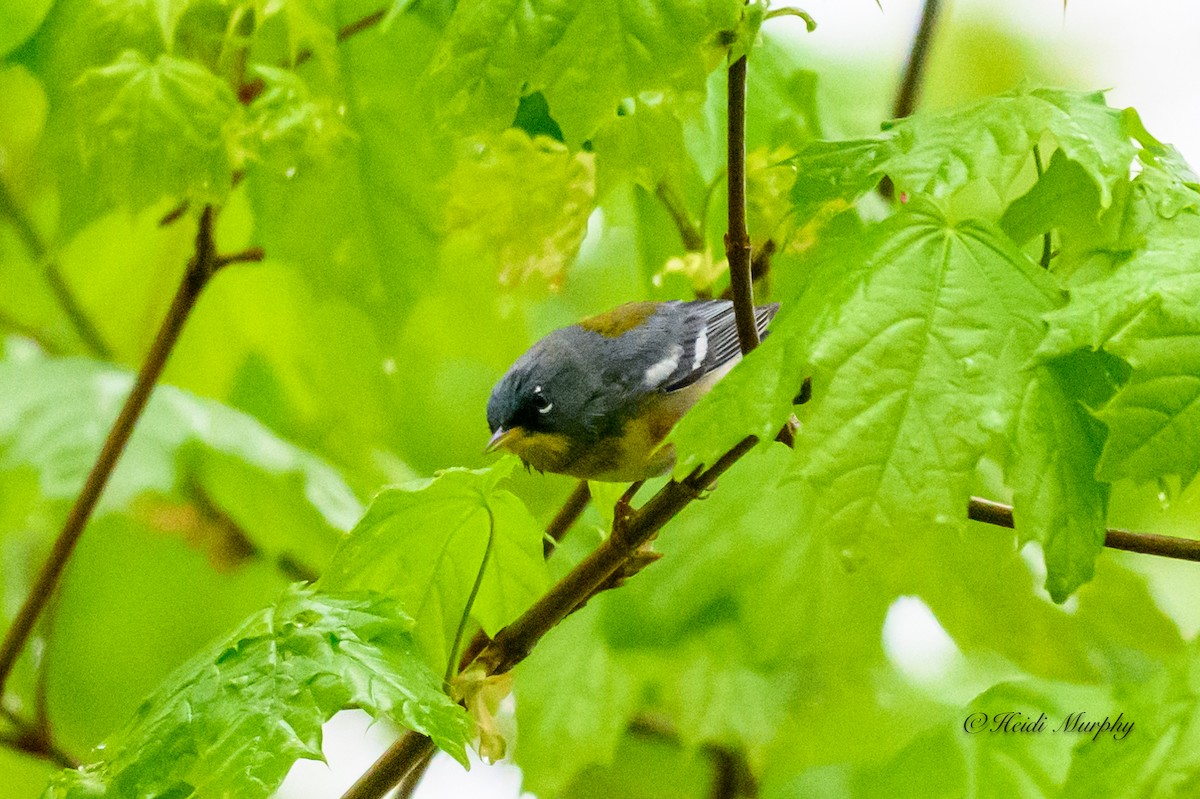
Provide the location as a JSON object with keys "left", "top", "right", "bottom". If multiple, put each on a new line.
{"left": 293, "top": 6, "right": 389, "bottom": 69}
{"left": 0, "top": 206, "right": 242, "bottom": 696}
{"left": 968, "top": 497, "right": 1200, "bottom": 562}
{"left": 725, "top": 54, "right": 758, "bottom": 354}
{"left": 445, "top": 508, "right": 495, "bottom": 685}
{"left": 655, "top": 181, "right": 706, "bottom": 253}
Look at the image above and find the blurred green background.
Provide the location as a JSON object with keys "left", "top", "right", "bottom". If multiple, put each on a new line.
{"left": 2, "top": 0, "right": 1199, "bottom": 797}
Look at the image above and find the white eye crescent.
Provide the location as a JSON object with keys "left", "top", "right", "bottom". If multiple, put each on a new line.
{"left": 533, "top": 385, "right": 553, "bottom": 414}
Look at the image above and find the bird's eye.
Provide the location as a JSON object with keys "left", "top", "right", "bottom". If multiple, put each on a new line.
{"left": 533, "top": 385, "right": 553, "bottom": 414}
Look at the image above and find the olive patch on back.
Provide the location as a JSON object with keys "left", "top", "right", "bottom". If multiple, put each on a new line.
{"left": 578, "top": 301, "right": 659, "bottom": 338}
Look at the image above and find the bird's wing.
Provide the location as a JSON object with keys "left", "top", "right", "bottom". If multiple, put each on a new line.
{"left": 661, "top": 300, "right": 779, "bottom": 392}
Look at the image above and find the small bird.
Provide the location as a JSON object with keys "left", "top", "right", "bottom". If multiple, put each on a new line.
{"left": 486, "top": 299, "right": 779, "bottom": 482}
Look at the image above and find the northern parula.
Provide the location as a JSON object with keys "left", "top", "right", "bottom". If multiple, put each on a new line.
{"left": 486, "top": 299, "right": 779, "bottom": 481}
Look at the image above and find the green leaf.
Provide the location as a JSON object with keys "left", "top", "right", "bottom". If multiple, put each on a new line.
{"left": 425, "top": 0, "right": 741, "bottom": 144}
{"left": 1010, "top": 358, "right": 1111, "bottom": 602}
{"left": 73, "top": 50, "right": 239, "bottom": 211}
{"left": 667, "top": 315, "right": 806, "bottom": 477}
{"left": 1037, "top": 169, "right": 1200, "bottom": 488}
{"left": 321, "top": 461, "right": 548, "bottom": 670}
{"left": 0, "top": 355, "right": 360, "bottom": 569}
{"left": 1000, "top": 148, "right": 1102, "bottom": 248}
{"left": 43, "top": 586, "right": 469, "bottom": 798}
{"left": 860, "top": 679, "right": 1113, "bottom": 799}
{"left": 791, "top": 87, "right": 1135, "bottom": 211}
{"left": 444, "top": 129, "right": 596, "bottom": 289}
{"left": 590, "top": 97, "right": 689, "bottom": 197}
{"left": 1096, "top": 308, "right": 1200, "bottom": 488}
{"left": 0, "top": 0, "right": 55, "bottom": 58}
{"left": 788, "top": 137, "right": 889, "bottom": 221}
{"left": 1059, "top": 640, "right": 1200, "bottom": 798}
{"left": 514, "top": 600, "right": 642, "bottom": 796}
{"left": 784, "top": 202, "right": 1061, "bottom": 554}
{"left": 242, "top": 65, "right": 351, "bottom": 174}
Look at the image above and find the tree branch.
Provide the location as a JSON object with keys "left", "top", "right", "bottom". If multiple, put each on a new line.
{"left": 968, "top": 497, "right": 1200, "bottom": 562}
{"left": 544, "top": 480, "right": 591, "bottom": 557}
{"left": 724, "top": 54, "right": 759, "bottom": 354}
{"left": 879, "top": 0, "right": 942, "bottom": 200}
{"left": 341, "top": 440, "right": 759, "bottom": 799}
{"left": 0, "top": 206, "right": 243, "bottom": 696}
{"left": 0, "top": 706, "right": 78, "bottom": 769}
{"left": 293, "top": 6, "right": 388, "bottom": 69}
{"left": 892, "top": 0, "right": 942, "bottom": 121}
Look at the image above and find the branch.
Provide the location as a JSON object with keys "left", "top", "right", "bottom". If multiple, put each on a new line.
{"left": 544, "top": 480, "right": 591, "bottom": 557}
{"left": 0, "top": 179, "right": 113, "bottom": 359}
{"left": 879, "top": 0, "right": 942, "bottom": 200}
{"left": 0, "top": 706, "right": 78, "bottom": 770}
{"left": 0, "top": 206, "right": 244, "bottom": 695}
{"left": 891, "top": 0, "right": 942, "bottom": 121}
{"left": 294, "top": 6, "right": 388, "bottom": 69}
{"left": 724, "top": 54, "right": 758, "bottom": 354}
{"left": 342, "top": 440, "right": 758, "bottom": 799}
{"left": 389, "top": 480, "right": 592, "bottom": 794}
{"left": 968, "top": 497, "right": 1200, "bottom": 562}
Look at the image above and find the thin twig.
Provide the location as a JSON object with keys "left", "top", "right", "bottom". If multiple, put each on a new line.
{"left": 341, "top": 439, "right": 759, "bottom": 799}
{"left": 724, "top": 54, "right": 758, "bottom": 354}
{"left": 0, "top": 180, "right": 113, "bottom": 358}
{"left": 392, "top": 480, "right": 593, "bottom": 793}
{"left": 968, "top": 497, "right": 1200, "bottom": 562}
{"left": 293, "top": 6, "right": 388, "bottom": 69}
{"left": 544, "top": 480, "right": 591, "bottom": 557}
{"left": 0, "top": 706, "right": 79, "bottom": 769}
{"left": 341, "top": 730, "right": 436, "bottom": 799}
{"left": 392, "top": 747, "right": 436, "bottom": 799}
{"left": 892, "top": 0, "right": 942, "bottom": 121}
{"left": 0, "top": 206, "right": 238, "bottom": 695}
{"left": 655, "top": 181, "right": 706, "bottom": 253}
{"left": 879, "top": 0, "right": 942, "bottom": 200}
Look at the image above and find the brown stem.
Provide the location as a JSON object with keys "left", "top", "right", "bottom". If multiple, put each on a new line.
{"left": 342, "top": 439, "right": 758, "bottom": 799}
{"left": 392, "top": 747, "right": 436, "bottom": 799}
{"left": 0, "top": 706, "right": 79, "bottom": 769}
{"left": 968, "top": 497, "right": 1200, "bottom": 562}
{"left": 544, "top": 480, "right": 591, "bottom": 557}
{"left": 341, "top": 730, "right": 436, "bottom": 799}
{"left": 655, "top": 181, "right": 706, "bottom": 253}
{"left": 0, "top": 207, "right": 230, "bottom": 695}
{"left": 879, "top": 0, "right": 942, "bottom": 200}
{"left": 294, "top": 6, "right": 388, "bottom": 69}
{"left": 892, "top": 0, "right": 942, "bottom": 120}
{"left": 724, "top": 55, "right": 758, "bottom": 354}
